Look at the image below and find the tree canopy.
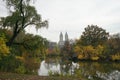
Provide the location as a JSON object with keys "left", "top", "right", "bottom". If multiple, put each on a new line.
{"left": 75, "top": 25, "right": 120, "bottom": 61}
{"left": 0, "top": 0, "right": 48, "bottom": 46}
{"left": 81, "top": 25, "right": 109, "bottom": 47}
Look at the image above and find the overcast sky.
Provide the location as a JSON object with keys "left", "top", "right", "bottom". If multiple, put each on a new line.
{"left": 0, "top": 0, "right": 120, "bottom": 42}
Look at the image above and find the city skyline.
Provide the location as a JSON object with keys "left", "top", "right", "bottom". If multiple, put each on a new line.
{"left": 0, "top": 0, "right": 120, "bottom": 42}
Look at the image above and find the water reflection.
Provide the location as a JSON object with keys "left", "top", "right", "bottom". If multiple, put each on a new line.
{"left": 38, "top": 60, "right": 60, "bottom": 76}
{"left": 78, "top": 62, "right": 120, "bottom": 80}
{"left": 96, "top": 70, "right": 120, "bottom": 80}
{"left": 38, "top": 57, "right": 79, "bottom": 76}
{"left": 38, "top": 57, "right": 120, "bottom": 80}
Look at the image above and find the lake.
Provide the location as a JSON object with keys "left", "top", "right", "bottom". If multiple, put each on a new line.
{"left": 38, "top": 58, "right": 120, "bottom": 80}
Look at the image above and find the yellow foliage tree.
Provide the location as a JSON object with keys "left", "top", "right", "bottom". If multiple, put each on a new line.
{"left": 95, "top": 45, "right": 104, "bottom": 55}
{"left": 74, "top": 45, "right": 100, "bottom": 60}
{"left": 74, "top": 45, "right": 84, "bottom": 59}
{"left": 83, "top": 45, "right": 95, "bottom": 59}
{"left": 0, "top": 35, "right": 10, "bottom": 57}
{"left": 111, "top": 53, "right": 120, "bottom": 61}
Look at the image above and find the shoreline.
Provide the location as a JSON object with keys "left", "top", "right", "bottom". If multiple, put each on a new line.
{"left": 0, "top": 72, "right": 82, "bottom": 80}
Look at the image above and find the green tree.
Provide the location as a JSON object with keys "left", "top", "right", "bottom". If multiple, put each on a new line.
{"left": 108, "top": 33, "right": 120, "bottom": 55}
{"left": 61, "top": 41, "right": 74, "bottom": 60}
{"left": 0, "top": 28, "right": 48, "bottom": 72}
{"left": 107, "top": 33, "right": 120, "bottom": 60}
{"left": 23, "top": 34, "right": 48, "bottom": 57}
{"left": 0, "top": 0, "right": 48, "bottom": 46}
{"left": 81, "top": 25, "right": 109, "bottom": 47}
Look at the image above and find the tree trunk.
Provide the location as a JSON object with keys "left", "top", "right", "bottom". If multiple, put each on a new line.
{"left": 7, "top": 33, "right": 18, "bottom": 46}
{"left": 7, "top": 20, "right": 20, "bottom": 46}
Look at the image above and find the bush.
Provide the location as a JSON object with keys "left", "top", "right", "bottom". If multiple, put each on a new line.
{"left": 0, "top": 54, "right": 21, "bottom": 72}
{"left": 111, "top": 53, "right": 120, "bottom": 61}
{"left": 15, "top": 65, "right": 26, "bottom": 74}
{"left": 48, "top": 71, "right": 59, "bottom": 76}
{"left": 78, "top": 54, "right": 84, "bottom": 59}
{"left": 91, "top": 57, "right": 99, "bottom": 61}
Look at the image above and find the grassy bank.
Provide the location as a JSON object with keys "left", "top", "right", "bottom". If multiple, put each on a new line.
{"left": 0, "top": 72, "right": 83, "bottom": 80}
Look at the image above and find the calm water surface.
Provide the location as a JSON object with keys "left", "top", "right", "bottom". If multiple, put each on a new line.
{"left": 38, "top": 58, "right": 120, "bottom": 80}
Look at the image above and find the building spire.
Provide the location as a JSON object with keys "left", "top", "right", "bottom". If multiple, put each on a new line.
{"left": 65, "top": 32, "right": 68, "bottom": 41}
{"left": 60, "top": 32, "right": 63, "bottom": 41}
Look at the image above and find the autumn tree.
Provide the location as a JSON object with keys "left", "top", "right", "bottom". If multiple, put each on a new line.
{"left": 81, "top": 25, "right": 109, "bottom": 47}
{"left": 74, "top": 25, "right": 110, "bottom": 60}
{"left": 0, "top": 33, "right": 10, "bottom": 58}
{"left": 108, "top": 33, "right": 120, "bottom": 54}
{"left": 107, "top": 33, "right": 120, "bottom": 60}
{"left": 0, "top": 27, "right": 48, "bottom": 72}
{"left": 0, "top": 0, "right": 48, "bottom": 46}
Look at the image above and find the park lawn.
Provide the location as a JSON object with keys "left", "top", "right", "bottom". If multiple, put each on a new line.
{"left": 0, "top": 72, "right": 83, "bottom": 80}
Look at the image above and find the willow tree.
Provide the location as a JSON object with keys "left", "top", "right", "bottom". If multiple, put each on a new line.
{"left": 0, "top": 0, "right": 48, "bottom": 46}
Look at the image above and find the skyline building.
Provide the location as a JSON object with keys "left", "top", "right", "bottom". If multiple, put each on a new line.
{"left": 58, "top": 32, "right": 69, "bottom": 48}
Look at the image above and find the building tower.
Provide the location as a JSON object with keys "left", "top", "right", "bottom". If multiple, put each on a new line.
{"left": 58, "top": 32, "right": 64, "bottom": 48}
{"left": 60, "top": 32, "right": 63, "bottom": 42}
{"left": 65, "top": 32, "right": 69, "bottom": 41}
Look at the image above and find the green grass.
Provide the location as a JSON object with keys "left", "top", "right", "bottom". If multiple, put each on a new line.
{"left": 0, "top": 72, "right": 84, "bottom": 80}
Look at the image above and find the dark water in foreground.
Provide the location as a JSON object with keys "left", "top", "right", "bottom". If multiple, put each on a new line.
{"left": 38, "top": 58, "right": 120, "bottom": 80}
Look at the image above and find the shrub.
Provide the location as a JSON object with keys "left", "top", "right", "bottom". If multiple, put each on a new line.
{"left": 91, "top": 56, "right": 99, "bottom": 61}
{"left": 15, "top": 65, "right": 26, "bottom": 74}
{"left": 111, "top": 53, "right": 120, "bottom": 61}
